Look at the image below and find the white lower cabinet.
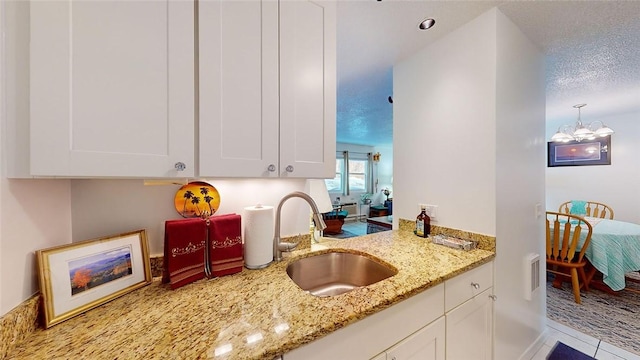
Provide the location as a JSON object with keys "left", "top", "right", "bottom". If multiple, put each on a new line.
{"left": 373, "top": 316, "right": 446, "bottom": 360}
{"left": 445, "top": 288, "right": 494, "bottom": 360}
{"left": 284, "top": 261, "right": 494, "bottom": 360}
{"left": 444, "top": 261, "right": 494, "bottom": 360}
{"left": 285, "top": 283, "right": 444, "bottom": 360}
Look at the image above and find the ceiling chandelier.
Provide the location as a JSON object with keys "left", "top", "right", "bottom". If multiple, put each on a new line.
{"left": 550, "top": 104, "right": 614, "bottom": 142}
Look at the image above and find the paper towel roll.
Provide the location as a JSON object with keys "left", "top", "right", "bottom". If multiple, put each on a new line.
{"left": 243, "top": 204, "right": 274, "bottom": 269}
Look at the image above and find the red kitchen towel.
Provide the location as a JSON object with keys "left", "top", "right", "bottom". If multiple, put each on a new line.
{"left": 208, "top": 213, "right": 243, "bottom": 277}
{"left": 163, "top": 218, "right": 206, "bottom": 289}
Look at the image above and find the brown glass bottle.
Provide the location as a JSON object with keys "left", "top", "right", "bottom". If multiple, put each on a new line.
{"left": 414, "top": 206, "right": 431, "bottom": 237}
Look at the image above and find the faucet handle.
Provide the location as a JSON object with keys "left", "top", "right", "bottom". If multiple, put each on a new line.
{"left": 277, "top": 241, "right": 299, "bottom": 252}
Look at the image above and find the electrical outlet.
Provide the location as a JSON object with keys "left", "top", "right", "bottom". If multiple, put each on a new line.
{"left": 425, "top": 205, "right": 438, "bottom": 220}
{"left": 418, "top": 204, "right": 438, "bottom": 220}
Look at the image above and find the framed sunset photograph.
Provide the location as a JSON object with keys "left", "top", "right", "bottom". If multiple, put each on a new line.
{"left": 547, "top": 136, "right": 611, "bottom": 167}
{"left": 36, "top": 230, "right": 151, "bottom": 328}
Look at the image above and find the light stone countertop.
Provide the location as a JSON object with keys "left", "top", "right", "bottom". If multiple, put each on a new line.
{"left": 7, "top": 229, "right": 494, "bottom": 360}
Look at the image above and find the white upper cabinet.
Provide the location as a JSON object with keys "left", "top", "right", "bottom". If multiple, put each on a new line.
{"left": 198, "top": 1, "right": 279, "bottom": 177}
{"left": 279, "top": 0, "right": 336, "bottom": 178}
{"left": 20, "top": 0, "right": 334, "bottom": 179}
{"left": 199, "top": 0, "right": 336, "bottom": 178}
{"left": 28, "top": 1, "right": 195, "bottom": 178}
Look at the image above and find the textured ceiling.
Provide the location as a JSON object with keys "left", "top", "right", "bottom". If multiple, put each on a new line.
{"left": 336, "top": 1, "right": 640, "bottom": 146}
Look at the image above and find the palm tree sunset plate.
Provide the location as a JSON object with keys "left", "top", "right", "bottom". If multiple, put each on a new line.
{"left": 174, "top": 181, "right": 221, "bottom": 218}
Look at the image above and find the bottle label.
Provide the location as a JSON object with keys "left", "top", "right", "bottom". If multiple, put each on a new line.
{"left": 416, "top": 221, "right": 425, "bottom": 237}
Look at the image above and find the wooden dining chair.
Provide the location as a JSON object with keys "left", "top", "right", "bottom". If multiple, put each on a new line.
{"left": 559, "top": 201, "right": 614, "bottom": 219}
{"left": 546, "top": 211, "right": 596, "bottom": 304}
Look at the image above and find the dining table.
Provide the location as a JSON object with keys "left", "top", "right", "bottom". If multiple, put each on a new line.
{"left": 579, "top": 217, "right": 640, "bottom": 291}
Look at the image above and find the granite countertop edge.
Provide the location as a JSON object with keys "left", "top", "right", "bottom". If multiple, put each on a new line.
{"left": 7, "top": 229, "right": 495, "bottom": 360}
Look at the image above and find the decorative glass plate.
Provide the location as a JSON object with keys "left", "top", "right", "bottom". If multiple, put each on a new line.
{"left": 431, "top": 234, "right": 477, "bottom": 251}
{"left": 173, "top": 181, "right": 220, "bottom": 218}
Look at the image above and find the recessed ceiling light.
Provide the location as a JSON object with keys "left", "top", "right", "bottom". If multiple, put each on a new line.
{"left": 419, "top": 18, "right": 436, "bottom": 30}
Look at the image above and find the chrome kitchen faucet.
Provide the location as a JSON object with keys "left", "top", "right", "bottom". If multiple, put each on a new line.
{"left": 273, "top": 191, "right": 327, "bottom": 261}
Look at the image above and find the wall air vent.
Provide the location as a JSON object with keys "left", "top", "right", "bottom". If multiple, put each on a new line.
{"left": 524, "top": 253, "right": 540, "bottom": 301}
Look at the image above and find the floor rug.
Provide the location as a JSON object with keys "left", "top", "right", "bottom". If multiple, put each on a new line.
{"left": 547, "top": 342, "right": 595, "bottom": 360}
{"left": 324, "top": 230, "right": 360, "bottom": 239}
{"left": 546, "top": 274, "right": 640, "bottom": 356}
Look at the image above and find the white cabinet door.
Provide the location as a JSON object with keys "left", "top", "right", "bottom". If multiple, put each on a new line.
{"left": 30, "top": 1, "right": 194, "bottom": 177}
{"left": 199, "top": 0, "right": 279, "bottom": 177}
{"left": 278, "top": 0, "right": 336, "bottom": 178}
{"left": 385, "top": 316, "right": 446, "bottom": 360}
{"left": 445, "top": 288, "right": 494, "bottom": 360}
{"left": 200, "top": 0, "right": 335, "bottom": 179}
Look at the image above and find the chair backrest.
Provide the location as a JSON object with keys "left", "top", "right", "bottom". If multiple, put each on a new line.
{"left": 558, "top": 201, "right": 614, "bottom": 219}
{"left": 545, "top": 211, "right": 593, "bottom": 264}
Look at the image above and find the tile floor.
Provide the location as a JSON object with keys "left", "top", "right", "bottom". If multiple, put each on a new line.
{"left": 531, "top": 319, "right": 640, "bottom": 359}
{"left": 341, "top": 220, "right": 640, "bottom": 360}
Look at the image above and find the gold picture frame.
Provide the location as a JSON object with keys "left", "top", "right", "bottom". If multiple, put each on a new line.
{"left": 36, "top": 229, "right": 152, "bottom": 328}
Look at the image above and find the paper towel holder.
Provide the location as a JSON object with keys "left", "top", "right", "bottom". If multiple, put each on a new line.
{"left": 244, "top": 204, "right": 275, "bottom": 270}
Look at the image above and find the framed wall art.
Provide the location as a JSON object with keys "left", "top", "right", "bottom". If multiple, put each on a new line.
{"left": 36, "top": 229, "right": 151, "bottom": 328}
{"left": 547, "top": 136, "right": 611, "bottom": 167}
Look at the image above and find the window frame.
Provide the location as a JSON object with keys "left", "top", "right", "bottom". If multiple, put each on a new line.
{"left": 326, "top": 152, "right": 371, "bottom": 196}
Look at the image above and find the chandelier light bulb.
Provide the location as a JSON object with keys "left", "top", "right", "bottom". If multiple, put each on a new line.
{"left": 549, "top": 103, "right": 614, "bottom": 142}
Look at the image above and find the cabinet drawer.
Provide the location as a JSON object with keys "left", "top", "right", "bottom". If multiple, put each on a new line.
{"left": 444, "top": 261, "right": 493, "bottom": 312}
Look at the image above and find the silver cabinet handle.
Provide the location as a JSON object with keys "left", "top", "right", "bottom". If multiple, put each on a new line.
{"left": 489, "top": 295, "right": 497, "bottom": 301}
{"left": 471, "top": 282, "right": 480, "bottom": 289}
{"left": 268, "top": 164, "right": 276, "bottom": 172}
{"left": 174, "top": 162, "right": 186, "bottom": 171}
{"left": 285, "top": 165, "right": 294, "bottom": 173}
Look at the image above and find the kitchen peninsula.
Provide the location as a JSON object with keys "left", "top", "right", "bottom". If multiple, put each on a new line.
{"left": 6, "top": 224, "right": 494, "bottom": 359}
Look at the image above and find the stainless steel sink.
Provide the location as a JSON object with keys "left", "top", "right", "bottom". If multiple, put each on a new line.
{"left": 286, "top": 251, "right": 397, "bottom": 297}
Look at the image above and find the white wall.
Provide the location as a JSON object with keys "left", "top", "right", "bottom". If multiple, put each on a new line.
{"left": 0, "top": 180, "right": 72, "bottom": 315}
{"left": 394, "top": 10, "right": 497, "bottom": 235}
{"left": 1, "top": 0, "right": 5, "bottom": 313}
{"left": 395, "top": 8, "right": 546, "bottom": 359}
{"left": 71, "top": 179, "right": 311, "bottom": 257}
{"left": 372, "top": 144, "right": 393, "bottom": 206}
{"left": 0, "top": 0, "right": 74, "bottom": 316}
{"left": 0, "top": 0, "right": 4, "bottom": 313}
{"left": 495, "top": 10, "right": 547, "bottom": 360}
{"left": 546, "top": 110, "right": 640, "bottom": 223}
{"left": 0, "top": 176, "right": 313, "bottom": 317}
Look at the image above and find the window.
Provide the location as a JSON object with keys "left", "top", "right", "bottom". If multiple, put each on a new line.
{"left": 348, "top": 159, "right": 367, "bottom": 192}
{"left": 325, "top": 159, "right": 343, "bottom": 193}
{"left": 325, "top": 152, "right": 370, "bottom": 195}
